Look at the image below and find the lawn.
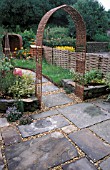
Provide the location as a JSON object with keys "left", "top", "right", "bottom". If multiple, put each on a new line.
{"left": 13, "top": 59, "right": 73, "bottom": 85}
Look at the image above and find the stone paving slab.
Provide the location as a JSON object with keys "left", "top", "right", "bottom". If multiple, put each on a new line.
{"left": 92, "top": 99, "right": 110, "bottom": 113}
{"left": 57, "top": 103, "right": 110, "bottom": 128}
{"left": 0, "top": 118, "right": 9, "bottom": 128}
{"left": 69, "top": 129, "right": 110, "bottom": 162}
{"left": 18, "top": 115, "right": 69, "bottom": 138}
{"left": 62, "top": 125, "right": 78, "bottom": 134}
{"left": 42, "top": 92, "right": 73, "bottom": 108}
{"left": 89, "top": 120, "right": 110, "bottom": 144}
{"left": 1, "top": 126, "right": 21, "bottom": 146}
{"left": 62, "top": 157, "right": 97, "bottom": 170}
{"left": 5, "top": 132, "right": 78, "bottom": 170}
{"left": 31, "top": 109, "right": 59, "bottom": 120}
{"left": 99, "top": 157, "right": 110, "bottom": 170}
{"left": 42, "top": 84, "right": 59, "bottom": 93}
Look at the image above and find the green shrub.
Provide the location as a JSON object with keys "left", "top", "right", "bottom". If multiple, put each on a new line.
{"left": 19, "top": 29, "right": 35, "bottom": 49}
{"left": 0, "top": 72, "right": 15, "bottom": 96}
{"left": 71, "top": 69, "right": 104, "bottom": 86}
{"left": 93, "top": 33, "right": 110, "bottom": 42}
{"left": 44, "top": 26, "right": 69, "bottom": 39}
{"left": 8, "top": 74, "right": 35, "bottom": 98}
{"left": 5, "top": 106, "right": 22, "bottom": 122}
{"left": 43, "top": 37, "right": 76, "bottom": 47}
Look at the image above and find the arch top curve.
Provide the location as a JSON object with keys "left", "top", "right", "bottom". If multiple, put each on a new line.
{"left": 36, "top": 4, "right": 86, "bottom": 51}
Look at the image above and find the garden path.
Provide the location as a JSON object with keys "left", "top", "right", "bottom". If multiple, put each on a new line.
{"left": 0, "top": 68, "right": 110, "bottom": 170}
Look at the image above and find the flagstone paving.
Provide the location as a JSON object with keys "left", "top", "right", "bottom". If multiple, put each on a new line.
{"left": 89, "top": 119, "right": 110, "bottom": 144}
{"left": 42, "top": 92, "right": 73, "bottom": 107}
{"left": 42, "top": 84, "right": 59, "bottom": 93}
{"left": 57, "top": 103, "right": 110, "bottom": 128}
{"left": 63, "top": 157, "right": 97, "bottom": 170}
{"left": 99, "top": 157, "right": 110, "bottom": 170}
{"left": 0, "top": 70, "right": 110, "bottom": 169}
{"left": 18, "top": 115, "right": 70, "bottom": 138}
{"left": 5, "top": 132, "right": 78, "bottom": 170}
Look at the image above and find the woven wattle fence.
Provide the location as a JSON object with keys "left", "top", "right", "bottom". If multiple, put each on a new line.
{"left": 42, "top": 46, "right": 110, "bottom": 75}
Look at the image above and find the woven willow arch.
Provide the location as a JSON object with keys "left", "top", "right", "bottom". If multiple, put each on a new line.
{"left": 36, "top": 4, "right": 86, "bottom": 107}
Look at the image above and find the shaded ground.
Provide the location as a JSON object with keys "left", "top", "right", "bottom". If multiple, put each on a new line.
{"left": 0, "top": 69, "right": 110, "bottom": 170}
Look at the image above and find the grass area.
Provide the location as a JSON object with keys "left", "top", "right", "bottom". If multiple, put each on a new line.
{"left": 13, "top": 59, "right": 73, "bottom": 85}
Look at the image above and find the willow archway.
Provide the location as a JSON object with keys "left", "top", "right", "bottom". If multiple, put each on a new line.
{"left": 36, "top": 4, "right": 86, "bottom": 107}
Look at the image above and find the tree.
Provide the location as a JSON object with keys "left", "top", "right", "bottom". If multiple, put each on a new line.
{"left": 68, "top": 0, "right": 109, "bottom": 40}
{"left": 0, "top": 0, "right": 77, "bottom": 31}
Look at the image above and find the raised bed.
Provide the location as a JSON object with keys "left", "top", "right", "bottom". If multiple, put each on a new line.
{"left": 0, "top": 96, "right": 39, "bottom": 113}
{"left": 61, "top": 79, "right": 109, "bottom": 100}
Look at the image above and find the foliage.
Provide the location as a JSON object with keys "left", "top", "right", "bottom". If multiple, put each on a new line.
{"left": 105, "top": 72, "right": 110, "bottom": 88}
{"left": 43, "top": 37, "right": 76, "bottom": 47}
{"left": 0, "top": 71, "right": 15, "bottom": 96}
{"left": 71, "top": 69, "right": 104, "bottom": 86}
{"left": 8, "top": 73, "right": 35, "bottom": 98}
{"left": 0, "top": 57, "right": 14, "bottom": 72}
{"left": 44, "top": 26, "right": 69, "bottom": 39}
{"left": 56, "top": 46, "right": 75, "bottom": 52}
{"left": 19, "top": 29, "right": 35, "bottom": 49}
{"left": 0, "top": 0, "right": 76, "bottom": 31}
{"left": 68, "top": 0, "right": 109, "bottom": 40}
{"left": 13, "top": 59, "right": 36, "bottom": 70}
{"left": 5, "top": 106, "right": 22, "bottom": 122}
{"left": 84, "top": 69, "right": 103, "bottom": 85}
{"left": 19, "top": 115, "right": 32, "bottom": 125}
{"left": 0, "top": 57, "right": 15, "bottom": 96}
{"left": 15, "top": 48, "right": 31, "bottom": 59}
{"left": 93, "top": 33, "right": 110, "bottom": 42}
{"left": 43, "top": 26, "right": 76, "bottom": 47}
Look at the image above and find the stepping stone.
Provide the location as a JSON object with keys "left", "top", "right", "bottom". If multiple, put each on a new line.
{"left": 69, "top": 129, "right": 110, "bottom": 162}
{"left": 62, "top": 125, "right": 78, "bottom": 134}
{"left": 42, "top": 84, "right": 59, "bottom": 93}
{"left": 18, "top": 115, "right": 69, "bottom": 138}
{"left": 0, "top": 118, "right": 9, "bottom": 128}
{"left": 5, "top": 132, "right": 78, "bottom": 170}
{"left": 42, "top": 93, "right": 73, "bottom": 108}
{"left": 1, "top": 126, "right": 21, "bottom": 146}
{"left": 99, "top": 157, "right": 110, "bottom": 170}
{"left": 93, "top": 100, "right": 110, "bottom": 113}
{"left": 31, "top": 109, "right": 59, "bottom": 120}
{"left": 42, "top": 77, "right": 49, "bottom": 83}
{"left": 63, "top": 157, "right": 97, "bottom": 170}
{"left": 57, "top": 103, "right": 110, "bottom": 128}
{"left": 90, "top": 120, "right": 110, "bottom": 144}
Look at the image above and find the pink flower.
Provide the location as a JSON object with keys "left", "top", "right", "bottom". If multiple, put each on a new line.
{"left": 13, "top": 69, "right": 22, "bottom": 77}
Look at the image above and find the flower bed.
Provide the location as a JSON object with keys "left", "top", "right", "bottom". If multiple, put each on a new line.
{"left": 0, "top": 57, "right": 39, "bottom": 112}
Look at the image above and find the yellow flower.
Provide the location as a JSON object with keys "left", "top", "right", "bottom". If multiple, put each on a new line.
{"left": 15, "top": 47, "right": 17, "bottom": 50}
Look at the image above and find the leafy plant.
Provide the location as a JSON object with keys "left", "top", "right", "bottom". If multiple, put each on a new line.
{"left": 0, "top": 71, "right": 15, "bottom": 96}
{"left": 8, "top": 73, "right": 35, "bottom": 98}
{"left": 5, "top": 106, "right": 22, "bottom": 122}
{"left": 15, "top": 48, "right": 31, "bottom": 59}
{"left": 19, "top": 115, "right": 32, "bottom": 125}
{"left": 1, "top": 57, "right": 14, "bottom": 72}
{"left": 72, "top": 69, "right": 104, "bottom": 86}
